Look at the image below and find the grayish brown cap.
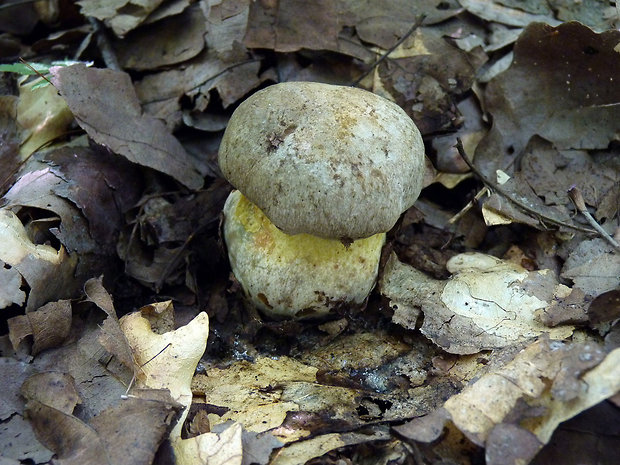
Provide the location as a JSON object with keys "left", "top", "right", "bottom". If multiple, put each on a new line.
{"left": 218, "top": 81, "right": 425, "bottom": 239}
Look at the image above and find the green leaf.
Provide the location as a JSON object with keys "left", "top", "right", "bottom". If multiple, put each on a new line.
{"left": 0, "top": 62, "right": 50, "bottom": 75}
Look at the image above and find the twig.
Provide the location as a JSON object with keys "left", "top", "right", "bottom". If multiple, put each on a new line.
{"left": 568, "top": 186, "right": 620, "bottom": 252}
{"left": 122, "top": 342, "right": 172, "bottom": 398}
{"left": 454, "top": 138, "right": 595, "bottom": 234}
{"left": 350, "top": 15, "right": 426, "bottom": 87}
{"left": 19, "top": 57, "right": 54, "bottom": 86}
{"left": 87, "top": 17, "right": 120, "bottom": 70}
{"left": 448, "top": 186, "right": 489, "bottom": 224}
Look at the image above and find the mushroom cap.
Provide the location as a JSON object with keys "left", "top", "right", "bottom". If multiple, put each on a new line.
{"left": 223, "top": 190, "right": 385, "bottom": 318}
{"left": 218, "top": 81, "right": 425, "bottom": 239}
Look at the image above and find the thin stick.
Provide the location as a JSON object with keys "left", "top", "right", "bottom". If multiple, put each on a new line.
{"left": 454, "top": 138, "right": 595, "bottom": 234}
{"left": 19, "top": 57, "right": 53, "bottom": 86}
{"left": 568, "top": 186, "right": 620, "bottom": 252}
{"left": 350, "top": 15, "right": 426, "bottom": 87}
{"left": 448, "top": 186, "right": 489, "bottom": 224}
{"left": 122, "top": 342, "right": 172, "bottom": 398}
{"left": 87, "top": 17, "right": 120, "bottom": 71}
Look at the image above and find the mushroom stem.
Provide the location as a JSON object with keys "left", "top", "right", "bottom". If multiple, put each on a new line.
{"left": 223, "top": 191, "right": 386, "bottom": 318}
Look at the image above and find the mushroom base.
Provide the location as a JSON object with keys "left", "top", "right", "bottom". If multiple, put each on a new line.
{"left": 222, "top": 190, "right": 386, "bottom": 319}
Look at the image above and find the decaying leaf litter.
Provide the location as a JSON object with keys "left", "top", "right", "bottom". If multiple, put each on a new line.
{"left": 0, "top": 1, "right": 619, "bottom": 464}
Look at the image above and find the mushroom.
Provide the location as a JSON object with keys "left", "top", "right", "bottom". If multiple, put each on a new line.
{"left": 219, "top": 82, "right": 425, "bottom": 318}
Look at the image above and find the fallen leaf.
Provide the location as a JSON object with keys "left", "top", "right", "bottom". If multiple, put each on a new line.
{"left": 120, "top": 309, "right": 209, "bottom": 437}
{"left": 76, "top": 0, "right": 164, "bottom": 37}
{"left": 374, "top": 26, "right": 482, "bottom": 134}
{"left": 191, "top": 356, "right": 318, "bottom": 435}
{"left": 0, "top": 411, "right": 53, "bottom": 464}
{"left": 25, "top": 392, "right": 181, "bottom": 465}
{"left": 44, "top": 145, "right": 143, "bottom": 254}
{"left": 3, "top": 163, "right": 97, "bottom": 254}
{"left": 0, "top": 358, "right": 33, "bottom": 420}
{"left": 458, "top": 0, "right": 560, "bottom": 27}
{"left": 135, "top": 50, "right": 264, "bottom": 129}
{"left": 0, "top": 95, "right": 21, "bottom": 190}
{"left": 8, "top": 300, "right": 72, "bottom": 354}
{"left": 25, "top": 399, "right": 110, "bottom": 464}
{"left": 49, "top": 64, "right": 203, "bottom": 190}
{"left": 172, "top": 421, "right": 243, "bottom": 465}
{"left": 561, "top": 238, "right": 620, "bottom": 297}
{"left": 84, "top": 276, "right": 136, "bottom": 372}
{"left": 270, "top": 427, "right": 390, "bottom": 465}
{"left": 20, "top": 372, "right": 81, "bottom": 414}
{"left": 0, "top": 209, "right": 77, "bottom": 311}
{"left": 531, "top": 401, "right": 620, "bottom": 465}
{"left": 16, "top": 77, "right": 73, "bottom": 158}
{"left": 244, "top": 0, "right": 462, "bottom": 56}
{"left": 204, "top": 0, "right": 250, "bottom": 57}
{"left": 485, "top": 423, "right": 542, "bottom": 465}
{"left": 540, "top": 287, "right": 590, "bottom": 327}
{"left": 588, "top": 289, "right": 620, "bottom": 325}
{"left": 380, "top": 253, "right": 574, "bottom": 354}
{"left": 114, "top": 5, "right": 206, "bottom": 70}
{"left": 244, "top": 0, "right": 341, "bottom": 54}
{"left": 239, "top": 426, "right": 284, "bottom": 465}
{"left": 89, "top": 392, "right": 182, "bottom": 465}
{"left": 443, "top": 338, "right": 616, "bottom": 445}
{"left": 0, "top": 263, "right": 26, "bottom": 308}
{"left": 475, "top": 23, "right": 620, "bottom": 175}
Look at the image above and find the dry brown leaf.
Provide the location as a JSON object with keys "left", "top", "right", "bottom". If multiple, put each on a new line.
{"left": 485, "top": 423, "right": 542, "bottom": 465}
{"left": 76, "top": 0, "right": 164, "bottom": 37}
{"left": 89, "top": 392, "right": 182, "bottom": 465}
{"left": 2, "top": 162, "right": 96, "bottom": 254}
{"left": 191, "top": 349, "right": 444, "bottom": 447}
{"left": 380, "top": 253, "right": 574, "bottom": 354}
{"left": 244, "top": 0, "right": 462, "bottom": 56}
{"left": 445, "top": 339, "right": 615, "bottom": 445}
{"left": 204, "top": 0, "right": 251, "bottom": 57}
{"left": 373, "top": 26, "right": 482, "bottom": 135}
{"left": 25, "top": 399, "right": 110, "bottom": 464}
{"left": 49, "top": 64, "right": 203, "bottom": 190}
{"left": 458, "top": 0, "right": 560, "bottom": 27}
{"left": 396, "top": 337, "right": 620, "bottom": 456}
{"left": 0, "top": 411, "right": 53, "bottom": 463}
{"left": 8, "top": 300, "right": 72, "bottom": 354}
{"left": 135, "top": 50, "right": 264, "bottom": 130}
{"left": 475, "top": 23, "right": 620, "bottom": 175}
{"left": 0, "top": 262, "right": 26, "bottom": 309}
{"left": 561, "top": 238, "right": 620, "bottom": 297}
{"left": 43, "top": 146, "right": 143, "bottom": 254}
{"left": 115, "top": 5, "right": 206, "bottom": 70}
{"left": 84, "top": 276, "right": 136, "bottom": 371}
{"left": 20, "top": 372, "right": 81, "bottom": 415}
{"left": 588, "top": 289, "right": 620, "bottom": 325}
{"left": 0, "top": 358, "right": 34, "bottom": 420}
{"left": 25, "top": 392, "right": 181, "bottom": 465}
{"left": 481, "top": 136, "right": 620, "bottom": 232}
{"left": 0, "top": 358, "right": 53, "bottom": 463}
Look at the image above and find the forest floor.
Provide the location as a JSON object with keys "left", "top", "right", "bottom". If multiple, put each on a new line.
{"left": 1, "top": 1, "right": 620, "bottom": 465}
